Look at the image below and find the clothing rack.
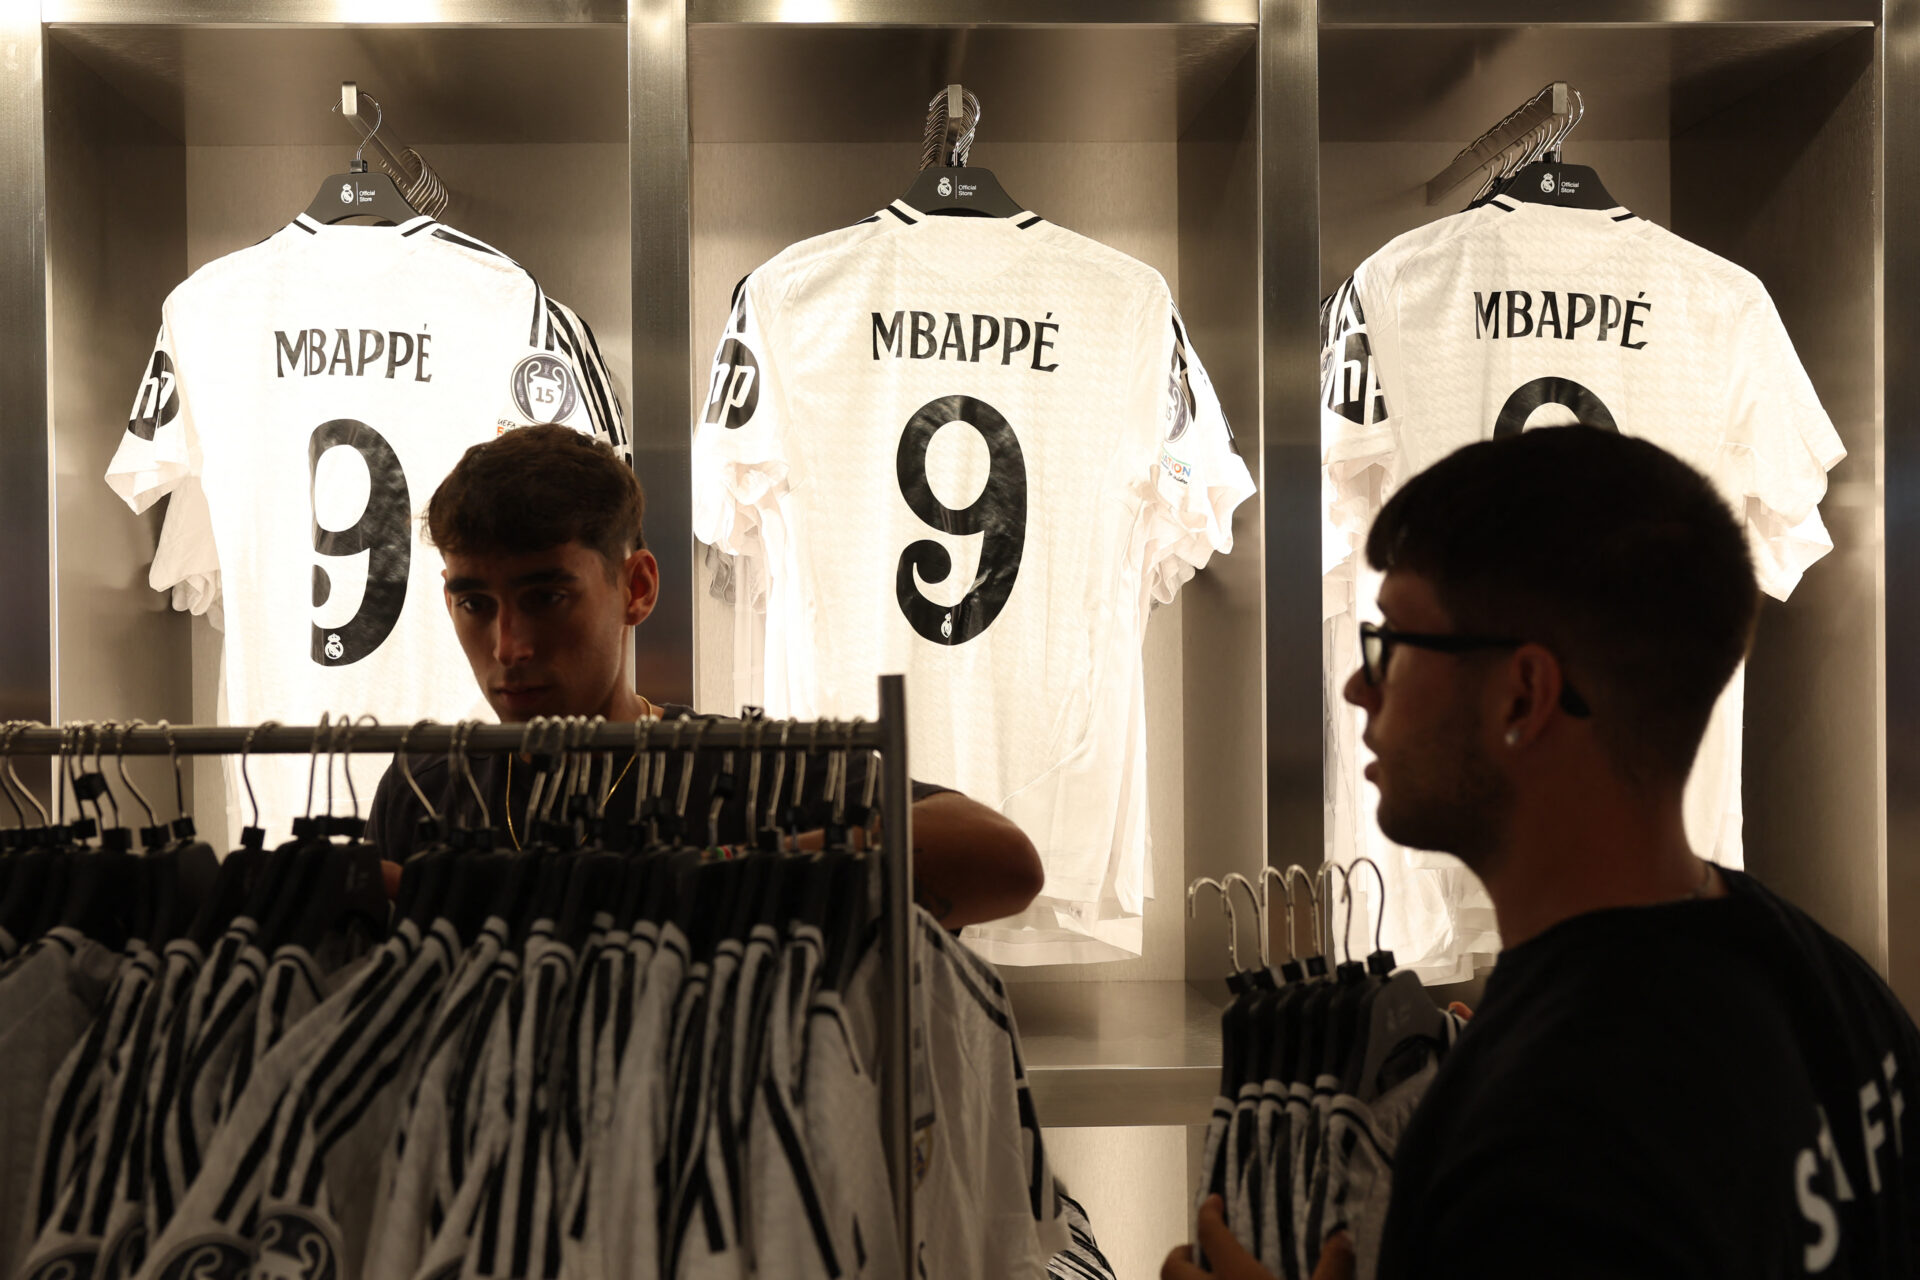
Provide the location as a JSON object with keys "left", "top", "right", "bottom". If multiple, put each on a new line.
{"left": 2, "top": 673, "right": 917, "bottom": 1263}
{"left": 1425, "top": 81, "right": 1574, "bottom": 205}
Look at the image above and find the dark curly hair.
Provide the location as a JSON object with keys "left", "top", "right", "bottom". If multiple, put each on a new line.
{"left": 425, "top": 425, "right": 644, "bottom": 576}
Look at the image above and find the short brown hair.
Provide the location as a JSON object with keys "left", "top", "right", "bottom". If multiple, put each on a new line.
{"left": 1366, "top": 426, "right": 1759, "bottom": 786}
{"left": 426, "top": 425, "right": 644, "bottom": 572}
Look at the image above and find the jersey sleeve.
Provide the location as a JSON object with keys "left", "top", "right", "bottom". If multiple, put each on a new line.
{"left": 1320, "top": 270, "right": 1399, "bottom": 568}
{"left": 150, "top": 474, "right": 221, "bottom": 616}
{"left": 539, "top": 297, "right": 630, "bottom": 463}
{"left": 691, "top": 274, "right": 791, "bottom": 558}
{"left": 1142, "top": 307, "right": 1255, "bottom": 605}
{"left": 104, "top": 317, "right": 194, "bottom": 514}
{"left": 1720, "top": 284, "right": 1848, "bottom": 601}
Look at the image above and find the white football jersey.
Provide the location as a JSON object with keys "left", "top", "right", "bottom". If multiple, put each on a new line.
{"left": 693, "top": 200, "right": 1253, "bottom": 963}
{"left": 1321, "top": 188, "right": 1846, "bottom": 979}
{"left": 105, "top": 213, "right": 627, "bottom": 841}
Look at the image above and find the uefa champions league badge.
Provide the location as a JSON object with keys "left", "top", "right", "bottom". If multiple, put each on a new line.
{"left": 510, "top": 354, "right": 580, "bottom": 424}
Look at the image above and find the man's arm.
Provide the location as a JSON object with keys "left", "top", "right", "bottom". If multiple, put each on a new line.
{"left": 903, "top": 790, "right": 1045, "bottom": 929}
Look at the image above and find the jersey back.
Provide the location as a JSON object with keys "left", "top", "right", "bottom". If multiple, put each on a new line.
{"left": 693, "top": 202, "right": 1252, "bottom": 919}
{"left": 106, "top": 214, "right": 627, "bottom": 837}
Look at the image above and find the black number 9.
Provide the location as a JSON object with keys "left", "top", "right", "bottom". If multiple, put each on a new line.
{"left": 309, "top": 419, "right": 411, "bottom": 666}
{"left": 895, "top": 395, "right": 1027, "bottom": 646}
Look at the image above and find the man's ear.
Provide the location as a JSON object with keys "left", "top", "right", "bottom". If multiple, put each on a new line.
{"left": 1499, "top": 644, "right": 1568, "bottom": 750}
{"left": 623, "top": 548, "right": 660, "bottom": 627}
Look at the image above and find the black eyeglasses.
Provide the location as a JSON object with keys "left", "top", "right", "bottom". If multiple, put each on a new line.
{"left": 1359, "top": 621, "right": 1592, "bottom": 718}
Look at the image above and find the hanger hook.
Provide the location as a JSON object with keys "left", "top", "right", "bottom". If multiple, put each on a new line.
{"left": 1185, "top": 877, "right": 1237, "bottom": 971}
{"left": 1347, "top": 856, "right": 1390, "bottom": 958}
{"left": 152, "top": 719, "right": 186, "bottom": 820}
{"left": 6, "top": 723, "right": 49, "bottom": 828}
{"left": 354, "top": 93, "right": 385, "bottom": 168}
{"left": 1222, "top": 872, "right": 1264, "bottom": 969}
{"left": 835, "top": 716, "right": 863, "bottom": 827}
{"left": 0, "top": 724, "right": 24, "bottom": 829}
{"left": 1338, "top": 869, "right": 1360, "bottom": 965}
{"left": 1285, "top": 864, "right": 1316, "bottom": 957}
{"left": 115, "top": 720, "right": 159, "bottom": 830}
{"left": 1259, "top": 865, "right": 1296, "bottom": 962}
{"left": 675, "top": 717, "right": 708, "bottom": 822}
{"left": 90, "top": 721, "right": 123, "bottom": 829}
{"left": 339, "top": 714, "right": 378, "bottom": 822}
{"left": 304, "top": 712, "right": 332, "bottom": 819}
{"left": 766, "top": 719, "right": 793, "bottom": 836}
{"left": 1316, "top": 863, "right": 1352, "bottom": 962}
{"left": 240, "top": 720, "right": 277, "bottom": 832}
{"left": 398, "top": 720, "right": 441, "bottom": 824}
{"left": 0, "top": 724, "right": 37, "bottom": 828}
{"left": 455, "top": 721, "right": 490, "bottom": 831}
{"left": 324, "top": 712, "right": 351, "bottom": 818}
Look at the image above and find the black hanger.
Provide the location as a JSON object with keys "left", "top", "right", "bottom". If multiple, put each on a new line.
{"left": 58, "top": 728, "right": 138, "bottom": 949}
{"left": 1497, "top": 159, "right": 1619, "bottom": 211}
{"left": 129, "top": 722, "right": 216, "bottom": 948}
{"left": 899, "top": 86, "right": 1026, "bottom": 219}
{"left": 901, "top": 166, "right": 1024, "bottom": 219}
{"left": 1476, "top": 92, "right": 1617, "bottom": 212}
{"left": 188, "top": 722, "right": 281, "bottom": 950}
{"left": 304, "top": 160, "right": 421, "bottom": 227}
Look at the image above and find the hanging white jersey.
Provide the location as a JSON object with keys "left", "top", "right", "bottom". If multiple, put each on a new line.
{"left": 693, "top": 201, "right": 1252, "bottom": 962}
{"left": 104, "top": 213, "right": 626, "bottom": 840}
{"left": 1320, "top": 188, "right": 1846, "bottom": 979}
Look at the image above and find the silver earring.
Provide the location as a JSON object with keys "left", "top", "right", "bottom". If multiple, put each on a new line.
{"left": 1505, "top": 727, "right": 1522, "bottom": 747}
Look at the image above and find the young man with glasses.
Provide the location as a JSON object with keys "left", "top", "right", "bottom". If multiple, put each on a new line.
{"left": 1166, "top": 426, "right": 1919, "bottom": 1279}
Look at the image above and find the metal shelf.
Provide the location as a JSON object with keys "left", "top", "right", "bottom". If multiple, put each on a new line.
{"left": 1321, "top": 0, "right": 1875, "bottom": 24}
{"left": 687, "top": 0, "right": 1255, "bottom": 25}
{"left": 42, "top": 0, "right": 622, "bottom": 25}
{"left": 1010, "top": 981, "right": 1226, "bottom": 1129}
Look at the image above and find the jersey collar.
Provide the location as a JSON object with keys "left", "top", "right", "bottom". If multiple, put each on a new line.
{"left": 880, "top": 198, "right": 1044, "bottom": 229}
{"left": 290, "top": 212, "right": 439, "bottom": 236}
{"left": 1489, "top": 193, "right": 1638, "bottom": 225}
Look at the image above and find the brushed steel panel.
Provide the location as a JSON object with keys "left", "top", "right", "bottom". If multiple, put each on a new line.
{"left": 0, "top": 1, "right": 52, "bottom": 792}
{"left": 1671, "top": 30, "right": 1884, "bottom": 969}
{"left": 44, "top": 0, "right": 622, "bottom": 24}
{"left": 688, "top": 24, "right": 1255, "bottom": 143}
{"left": 1176, "top": 44, "right": 1268, "bottom": 981}
{"left": 1321, "top": 25, "right": 1860, "bottom": 142}
{"left": 1323, "top": 0, "right": 1875, "bottom": 24}
{"left": 45, "top": 36, "right": 194, "bottom": 816}
{"left": 1886, "top": 0, "right": 1920, "bottom": 1008}
{"left": 1256, "top": 0, "right": 1324, "bottom": 975}
{"left": 690, "top": 0, "right": 1255, "bottom": 24}
{"left": 633, "top": 0, "right": 695, "bottom": 707}
{"left": 50, "top": 25, "right": 628, "bottom": 145}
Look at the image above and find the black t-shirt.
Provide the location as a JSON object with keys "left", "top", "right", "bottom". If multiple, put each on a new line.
{"left": 1378, "top": 868, "right": 1920, "bottom": 1279}
{"left": 364, "top": 705, "right": 950, "bottom": 861}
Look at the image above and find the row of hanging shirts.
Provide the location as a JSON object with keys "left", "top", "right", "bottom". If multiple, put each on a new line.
{"left": 0, "top": 714, "right": 1075, "bottom": 1280}
{"left": 1188, "top": 861, "right": 1465, "bottom": 1280}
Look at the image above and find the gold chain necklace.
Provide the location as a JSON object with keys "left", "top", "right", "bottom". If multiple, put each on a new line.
{"left": 503, "top": 696, "right": 655, "bottom": 850}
